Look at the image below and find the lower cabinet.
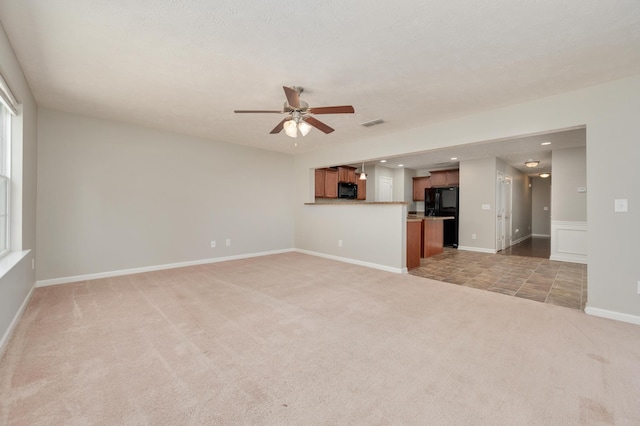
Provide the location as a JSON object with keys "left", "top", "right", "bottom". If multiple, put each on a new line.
{"left": 407, "top": 220, "right": 422, "bottom": 269}
{"left": 422, "top": 219, "right": 445, "bottom": 258}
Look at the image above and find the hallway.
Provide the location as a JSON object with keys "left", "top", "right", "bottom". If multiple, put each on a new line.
{"left": 498, "top": 236, "right": 551, "bottom": 258}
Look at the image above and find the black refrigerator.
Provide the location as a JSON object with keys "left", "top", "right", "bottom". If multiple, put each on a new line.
{"left": 425, "top": 187, "right": 459, "bottom": 248}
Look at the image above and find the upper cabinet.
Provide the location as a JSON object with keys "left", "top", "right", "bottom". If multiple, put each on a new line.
{"left": 413, "top": 169, "right": 459, "bottom": 200}
{"left": 315, "top": 168, "right": 338, "bottom": 198}
{"left": 338, "top": 166, "right": 357, "bottom": 184}
{"left": 412, "top": 176, "right": 431, "bottom": 201}
{"left": 429, "top": 169, "right": 459, "bottom": 187}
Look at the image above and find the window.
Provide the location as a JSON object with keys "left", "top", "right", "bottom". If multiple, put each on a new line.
{"left": 0, "top": 105, "right": 9, "bottom": 256}
{"left": 0, "top": 73, "right": 17, "bottom": 258}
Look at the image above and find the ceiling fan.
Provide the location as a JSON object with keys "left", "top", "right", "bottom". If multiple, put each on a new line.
{"left": 234, "top": 86, "right": 355, "bottom": 138}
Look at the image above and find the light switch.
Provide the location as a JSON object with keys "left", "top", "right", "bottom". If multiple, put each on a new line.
{"left": 482, "top": 204, "right": 491, "bottom": 210}
{"left": 614, "top": 199, "right": 628, "bottom": 213}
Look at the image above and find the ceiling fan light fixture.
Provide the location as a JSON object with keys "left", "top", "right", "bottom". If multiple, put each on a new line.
{"left": 298, "top": 121, "right": 312, "bottom": 136}
{"left": 283, "top": 120, "right": 298, "bottom": 138}
{"left": 525, "top": 160, "right": 540, "bottom": 168}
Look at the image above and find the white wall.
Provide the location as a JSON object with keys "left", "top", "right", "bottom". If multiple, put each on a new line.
{"left": 296, "top": 203, "right": 406, "bottom": 272}
{"left": 552, "top": 147, "right": 587, "bottom": 221}
{"left": 294, "top": 74, "right": 640, "bottom": 322}
{"left": 532, "top": 176, "right": 551, "bottom": 236}
{"left": 550, "top": 146, "right": 587, "bottom": 263}
{"left": 0, "top": 22, "right": 37, "bottom": 354}
{"left": 36, "top": 109, "right": 295, "bottom": 282}
{"left": 458, "top": 157, "right": 496, "bottom": 251}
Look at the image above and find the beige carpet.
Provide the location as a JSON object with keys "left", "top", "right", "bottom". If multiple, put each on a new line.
{"left": 1, "top": 252, "right": 638, "bottom": 425}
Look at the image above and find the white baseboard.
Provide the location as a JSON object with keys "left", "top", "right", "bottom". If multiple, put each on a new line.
{"left": 510, "top": 234, "right": 532, "bottom": 245}
{"left": 0, "top": 283, "right": 35, "bottom": 359}
{"left": 549, "top": 254, "right": 588, "bottom": 264}
{"left": 531, "top": 234, "right": 551, "bottom": 238}
{"left": 295, "top": 249, "right": 406, "bottom": 274}
{"left": 457, "top": 246, "right": 497, "bottom": 254}
{"left": 36, "top": 249, "right": 296, "bottom": 287}
{"left": 585, "top": 306, "right": 640, "bottom": 326}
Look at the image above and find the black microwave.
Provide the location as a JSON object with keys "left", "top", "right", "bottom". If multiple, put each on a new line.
{"left": 338, "top": 182, "right": 358, "bottom": 199}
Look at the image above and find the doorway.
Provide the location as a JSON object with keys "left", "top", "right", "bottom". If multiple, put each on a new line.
{"left": 496, "top": 172, "right": 513, "bottom": 252}
{"left": 378, "top": 176, "right": 393, "bottom": 202}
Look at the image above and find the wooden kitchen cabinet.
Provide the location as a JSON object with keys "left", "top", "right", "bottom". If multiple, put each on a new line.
{"left": 412, "top": 176, "right": 431, "bottom": 201}
{"left": 324, "top": 169, "right": 338, "bottom": 198}
{"left": 429, "top": 170, "right": 448, "bottom": 187}
{"left": 356, "top": 174, "right": 367, "bottom": 200}
{"left": 315, "top": 169, "right": 325, "bottom": 197}
{"left": 338, "top": 166, "right": 357, "bottom": 183}
{"left": 315, "top": 168, "right": 338, "bottom": 198}
{"left": 446, "top": 169, "right": 459, "bottom": 186}
{"left": 407, "top": 220, "right": 422, "bottom": 269}
{"left": 422, "top": 218, "right": 445, "bottom": 258}
{"left": 429, "top": 169, "right": 459, "bottom": 187}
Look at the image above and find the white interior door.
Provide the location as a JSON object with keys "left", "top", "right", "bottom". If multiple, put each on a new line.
{"left": 505, "top": 176, "right": 513, "bottom": 247}
{"left": 379, "top": 176, "right": 393, "bottom": 202}
{"left": 496, "top": 172, "right": 505, "bottom": 251}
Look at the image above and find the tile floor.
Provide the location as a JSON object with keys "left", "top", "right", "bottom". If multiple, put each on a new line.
{"left": 409, "top": 247, "right": 587, "bottom": 310}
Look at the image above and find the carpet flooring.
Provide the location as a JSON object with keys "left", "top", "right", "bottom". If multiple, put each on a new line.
{"left": 1, "top": 253, "right": 638, "bottom": 425}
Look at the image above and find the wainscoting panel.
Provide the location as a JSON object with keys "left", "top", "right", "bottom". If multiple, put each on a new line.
{"left": 550, "top": 221, "right": 587, "bottom": 264}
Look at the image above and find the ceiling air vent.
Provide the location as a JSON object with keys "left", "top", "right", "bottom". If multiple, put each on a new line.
{"left": 360, "top": 118, "right": 385, "bottom": 128}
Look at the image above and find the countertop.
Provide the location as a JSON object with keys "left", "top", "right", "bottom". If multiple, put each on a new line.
{"left": 407, "top": 215, "right": 455, "bottom": 221}
{"left": 306, "top": 201, "right": 408, "bottom": 205}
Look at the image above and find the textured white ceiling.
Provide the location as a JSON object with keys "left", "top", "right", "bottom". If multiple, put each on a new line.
{"left": 1, "top": 0, "right": 639, "bottom": 160}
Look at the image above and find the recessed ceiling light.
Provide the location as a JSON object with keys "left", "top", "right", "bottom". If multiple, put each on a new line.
{"left": 398, "top": 164, "right": 404, "bottom": 167}
{"left": 450, "top": 157, "right": 458, "bottom": 161}
{"left": 541, "top": 142, "right": 551, "bottom": 146}
{"left": 380, "top": 160, "right": 387, "bottom": 163}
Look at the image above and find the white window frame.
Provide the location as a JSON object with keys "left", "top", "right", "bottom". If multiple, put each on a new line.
{"left": 0, "top": 105, "right": 10, "bottom": 258}
{"left": 0, "top": 70, "right": 17, "bottom": 259}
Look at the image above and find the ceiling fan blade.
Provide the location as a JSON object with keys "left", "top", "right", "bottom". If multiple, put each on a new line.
{"left": 270, "top": 118, "right": 289, "bottom": 134}
{"left": 303, "top": 116, "right": 334, "bottom": 134}
{"left": 234, "top": 110, "right": 283, "bottom": 113}
{"left": 308, "top": 105, "right": 355, "bottom": 114}
{"left": 283, "top": 86, "right": 301, "bottom": 108}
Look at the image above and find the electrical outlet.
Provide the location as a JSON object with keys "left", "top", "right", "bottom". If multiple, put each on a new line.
{"left": 210, "top": 240, "right": 216, "bottom": 248}
{"left": 472, "top": 234, "right": 477, "bottom": 240}
{"left": 226, "top": 239, "right": 231, "bottom": 246}
{"left": 338, "top": 239, "right": 343, "bottom": 247}
{"left": 615, "top": 199, "right": 628, "bottom": 213}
